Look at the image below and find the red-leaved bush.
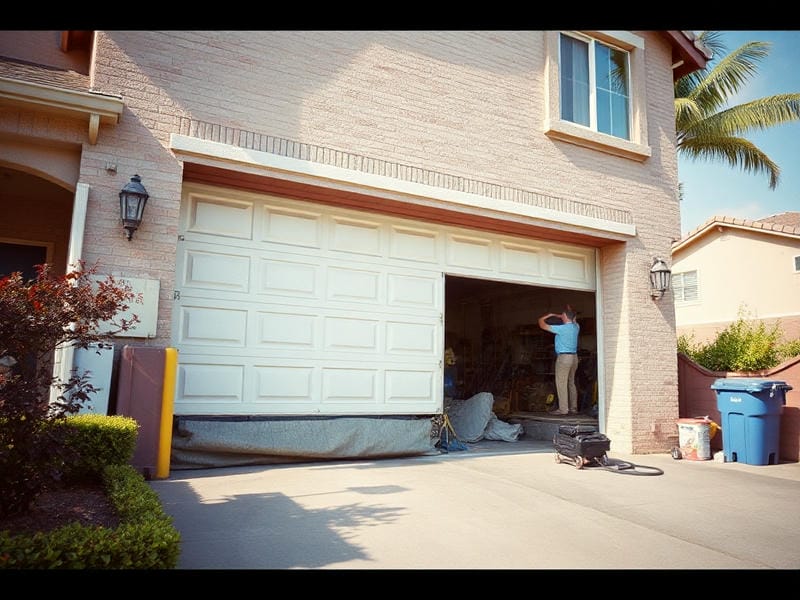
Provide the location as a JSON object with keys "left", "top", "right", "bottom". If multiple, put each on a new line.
{"left": 0, "top": 261, "right": 139, "bottom": 517}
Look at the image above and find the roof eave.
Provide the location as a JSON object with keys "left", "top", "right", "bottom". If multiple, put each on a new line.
{"left": 663, "top": 31, "right": 711, "bottom": 79}
{"left": 0, "top": 76, "right": 123, "bottom": 145}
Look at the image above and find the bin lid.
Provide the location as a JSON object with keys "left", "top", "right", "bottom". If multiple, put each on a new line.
{"left": 710, "top": 378, "right": 793, "bottom": 392}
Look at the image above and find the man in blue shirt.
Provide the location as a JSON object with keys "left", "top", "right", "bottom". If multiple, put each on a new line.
{"left": 538, "top": 308, "right": 580, "bottom": 415}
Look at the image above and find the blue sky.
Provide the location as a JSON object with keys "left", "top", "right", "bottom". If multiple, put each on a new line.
{"left": 677, "top": 30, "right": 800, "bottom": 236}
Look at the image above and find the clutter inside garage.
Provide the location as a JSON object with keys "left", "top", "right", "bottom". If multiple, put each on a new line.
{"left": 444, "top": 275, "right": 598, "bottom": 419}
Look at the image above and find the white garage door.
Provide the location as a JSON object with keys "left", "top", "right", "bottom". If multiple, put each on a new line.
{"left": 172, "top": 183, "right": 596, "bottom": 416}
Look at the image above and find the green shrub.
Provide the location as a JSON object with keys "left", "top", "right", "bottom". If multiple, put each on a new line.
{"left": 679, "top": 310, "right": 798, "bottom": 372}
{"left": 56, "top": 414, "right": 139, "bottom": 483}
{"left": 0, "top": 464, "right": 180, "bottom": 569}
{"left": 677, "top": 333, "right": 696, "bottom": 358}
{"left": 777, "top": 339, "right": 800, "bottom": 364}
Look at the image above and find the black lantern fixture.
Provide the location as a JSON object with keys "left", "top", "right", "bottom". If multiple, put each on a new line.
{"left": 119, "top": 174, "right": 149, "bottom": 240}
{"left": 649, "top": 257, "right": 672, "bottom": 299}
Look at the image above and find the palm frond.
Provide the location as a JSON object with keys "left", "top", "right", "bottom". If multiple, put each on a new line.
{"left": 678, "top": 135, "right": 780, "bottom": 189}
{"left": 696, "top": 31, "right": 727, "bottom": 58}
{"left": 675, "top": 32, "right": 794, "bottom": 192}
{"left": 674, "top": 72, "right": 701, "bottom": 104}
{"left": 698, "top": 94, "right": 800, "bottom": 138}
{"left": 689, "top": 41, "right": 771, "bottom": 114}
{"left": 674, "top": 97, "right": 704, "bottom": 144}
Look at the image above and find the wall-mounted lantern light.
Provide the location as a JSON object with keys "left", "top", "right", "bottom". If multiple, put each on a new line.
{"left": 649, "top": 257, "right": 672, "bottom": 299}
{"left": 119, "top": 174, "right": 149, "bottom": 241}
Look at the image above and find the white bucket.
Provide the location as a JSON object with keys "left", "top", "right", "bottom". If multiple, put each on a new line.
{"left": 676, "top": 417, "right": 712, "bottom": 460}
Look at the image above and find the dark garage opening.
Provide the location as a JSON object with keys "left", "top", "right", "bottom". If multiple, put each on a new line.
{"left": 444, "top": 274, "right": 598, "bottom": 416}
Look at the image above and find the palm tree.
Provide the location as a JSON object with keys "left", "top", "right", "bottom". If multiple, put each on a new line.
{"left": 675, "top": 31, "right": 800, "bottom": 191}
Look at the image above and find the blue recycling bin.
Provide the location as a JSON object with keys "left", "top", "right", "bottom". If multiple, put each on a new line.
{"left": 710, "top": 378, "right": 792, "bottom": 465}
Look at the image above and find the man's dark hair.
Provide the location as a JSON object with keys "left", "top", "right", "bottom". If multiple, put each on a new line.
{"left": 565, "top": 309, "right": 576, "bottom": 320}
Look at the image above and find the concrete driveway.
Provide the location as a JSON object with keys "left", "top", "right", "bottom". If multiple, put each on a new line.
{"left": 149, "top": 438, "right": 800, "bottom": 570}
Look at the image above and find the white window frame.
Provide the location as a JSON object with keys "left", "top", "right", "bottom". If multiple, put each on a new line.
{"left": 559, "top": 31, "right": 632, "bottom": 140}
{"left": 544, "top": 30, "right": 651, "bottom": 162}
{"left": 672, "top": 269, "right": 700, "bottom": 305}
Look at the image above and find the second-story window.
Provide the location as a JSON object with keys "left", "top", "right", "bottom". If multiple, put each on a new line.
{"left": 560, "top": 32, "right": 631, "bottom": 141}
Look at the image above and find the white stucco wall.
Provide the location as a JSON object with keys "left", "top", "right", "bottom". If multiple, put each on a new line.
{"left": 674, "top": 226, "right": 800, "bottom": 343}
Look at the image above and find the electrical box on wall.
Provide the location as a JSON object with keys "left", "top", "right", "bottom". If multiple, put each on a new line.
{"left": 96, "top": 277, "right": 160, "bottom": 338}
{"left": 73, "top": 343, "right": 114, "bottom": 415}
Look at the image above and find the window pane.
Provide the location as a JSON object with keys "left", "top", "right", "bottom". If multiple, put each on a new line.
{"left": 595, "top": 43, "right": 611, "bottom": 90}
{"left": 673, "top": 273, "right": 684, "bottom": 301}
{"left": 683, "top": 271, "right": 698, "bottom": 301}
{"left": 594, "top": 42, "right": 630, "bottom": 140}
{"left": 560, "top": 35, "right": 590, "bottom": 126}
{"left": 610, "top": 93, "right": 630, "bottom": 139}
{"left": 794, "top": 255, "right": 800, "bottom": 272}
{"left": 608, "top": 46, "right": 629, "bottom": 96}
{"left": 674, "top": 271, "right": 699, "bottom": 302}
{"left": 596, "top": 89, "right": 611, "bottom": 134}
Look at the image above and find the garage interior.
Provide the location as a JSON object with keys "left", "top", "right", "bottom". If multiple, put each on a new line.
{"left": 444, "top": 274, "right": 598, "bottom": 418}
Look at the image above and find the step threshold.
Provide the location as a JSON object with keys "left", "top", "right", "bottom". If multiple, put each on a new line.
{"left": 506, "top": 410, "right": 599, "bottom": 423}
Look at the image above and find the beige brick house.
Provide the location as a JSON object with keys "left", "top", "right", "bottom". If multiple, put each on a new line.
{"left": 0, "top": 31, "right": 709, "bottom": 459}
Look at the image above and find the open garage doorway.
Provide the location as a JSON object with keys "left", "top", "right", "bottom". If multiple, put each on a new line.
{"left": 444, "top": 275, "right": 597, "bottom": 417}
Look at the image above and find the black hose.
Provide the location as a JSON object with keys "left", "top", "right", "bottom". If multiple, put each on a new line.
{"left": 588, "top": 456, "right": 664, "bottom": 476}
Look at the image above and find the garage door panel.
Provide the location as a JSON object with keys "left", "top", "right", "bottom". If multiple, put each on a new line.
{"left": 177, "top": 305, "right": 248, "bottom": 346}
{"left": 261, "top": 203, "right": 323, "bottom": 248}
{"left": 327, "top": 266, "right": 382, "bottom": 303}
{"left": 260, "top": 257, "right": 319, "bottom": 298}
{"left": 447, "top": 234, "right": 493, "bottom": 270}
{"left": 177, "top": 362, "right": 244, "bottom": 404}
{"left": 256, "top": 310, "right": 317, "bottom": 347}
{"left": 254, "top": 365, "right": 315, "bottom": 401}
{"left": 329, "top": 216, "right": 382, "bottom": 257}
{"left": 387, "top": 274, "right": 439, "bottom": 309}
{"left": 549, "top": 249, "right": 592, "bottom": 284}
{"left": 500, "top": 242, "right": 545, "bottom": 278}
{"left": 322, "top": 367, "right": 378, "bottom": 402}
{"left": 174, "top": 353, "right": 440, "bottom": 414}
{"left": 386, "top": 321, "right": 437, "bottom": 355}
{"left": 182, "top": 248, "right": 251, "bottom": 292}
{"left": 185, "top": 193, "right": 254, "bottom": 239}
{"left": 389, "top": 225, "right": 439, "bottom": 263}
{"left": 386, "top": 369, "right": 438, "bottom": 405}
{"left": 324, "top": 316, "right": 379, "bottom": 351}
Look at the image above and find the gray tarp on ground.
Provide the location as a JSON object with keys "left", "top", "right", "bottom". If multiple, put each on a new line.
{"left": 170, "top": 394, "right": 522, "bottom": 470}
{"left": 171, "top": 415, "right": 437, "bottom": 469}
{"left": 445, "top": 392, "right": 524, "bottom": 443}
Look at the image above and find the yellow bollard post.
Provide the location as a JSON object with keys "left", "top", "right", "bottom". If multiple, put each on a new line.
{"left": 156, "top": 347, "right": 178, "bottom": 479}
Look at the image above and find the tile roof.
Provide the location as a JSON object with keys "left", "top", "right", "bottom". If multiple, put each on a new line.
{"left": 0, "top": 55, "right": 90, "bottom": 93}
{"left": 756, "top": 211, "right": 800, "bottom": 228}
{"left": 674, "top": 212, "right": 800, "bottom": 251}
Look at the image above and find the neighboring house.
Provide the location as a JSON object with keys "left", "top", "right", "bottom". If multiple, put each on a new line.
{"left": 672, "top": 212, "right": 800, "bottom": 344}
{"left": 0, "top": 31, "right": 709, "bottom": 460}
